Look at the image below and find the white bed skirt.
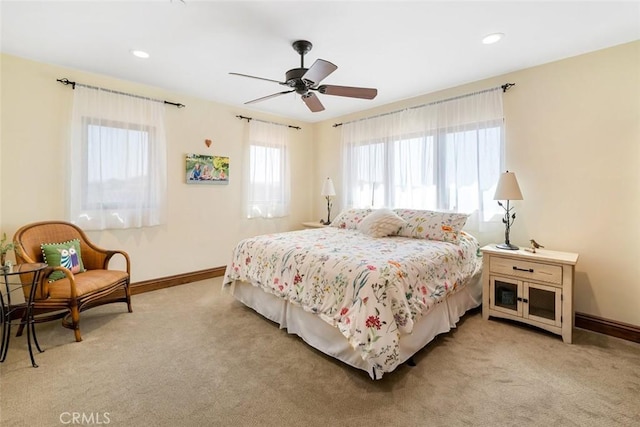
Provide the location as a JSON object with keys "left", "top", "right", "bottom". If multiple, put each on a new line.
{"left": 227, "top": 270, "right": 482, "bottom": 380}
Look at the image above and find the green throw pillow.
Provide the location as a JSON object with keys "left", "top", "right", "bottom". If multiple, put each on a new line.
{"left": 41, "top": 239, "right": 86, "bottom": 282}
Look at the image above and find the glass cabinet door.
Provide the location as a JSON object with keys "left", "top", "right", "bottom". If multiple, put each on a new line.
{"left": 489, "top": 276, "right": 522, "bottom": 316}
{"left": 524, "top": 283, "right": 562, "bottom": 326}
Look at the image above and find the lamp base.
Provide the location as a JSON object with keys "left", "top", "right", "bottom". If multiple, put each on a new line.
{"left": 496, "top": 243, "right": 519, "bottom": 250}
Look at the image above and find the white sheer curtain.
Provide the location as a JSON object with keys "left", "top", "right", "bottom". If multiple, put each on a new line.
{"left": 342, "top": 87, "right": 504, "bottom": 230}
{"left": 68, "top": 86, "right": 167, "bottom": 230}
{"left": 245, "top": 120, "right": 290, "bottom": 218}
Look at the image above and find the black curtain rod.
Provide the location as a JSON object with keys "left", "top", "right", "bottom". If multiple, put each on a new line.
{"left": 56, "top": 78, "right": 186, "bottom": 108}
{"left": 236, "top": 115, "right": 301, "bottom": 130}
{"left": 332, "top": 83, "right": 515, "bottom": 128}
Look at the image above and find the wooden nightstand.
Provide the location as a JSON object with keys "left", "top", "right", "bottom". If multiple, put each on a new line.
{"left": 480, "top": 244, "right": 579, "bottom": 343}
{"left": 301, "top": 221, "right": 326, "bottom": 228}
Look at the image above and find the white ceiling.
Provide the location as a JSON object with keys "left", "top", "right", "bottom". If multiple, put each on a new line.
{"left": 1, "top": 1, "right": 639, "bottom": 123}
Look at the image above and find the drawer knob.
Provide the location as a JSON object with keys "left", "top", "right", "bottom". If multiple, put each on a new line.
{"left": 513, "top": 266, "right": 534, "bottom": 273}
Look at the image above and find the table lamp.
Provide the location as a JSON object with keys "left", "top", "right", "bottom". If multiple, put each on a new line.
{"left": 494, "top": 171, "right": 523, "bottom": 250}
{"left": 320, "top": 177, "right": 336, "bottom": 225}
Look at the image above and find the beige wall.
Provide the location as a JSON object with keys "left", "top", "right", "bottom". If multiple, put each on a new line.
{"left": 0, "top": 54, "right": 315, "bottom": 282}
{"left": 2, "top": 40, "right": 638, "bottom": 327}
{"left": 313, "top": 41, "right": 640, "bottom": 326}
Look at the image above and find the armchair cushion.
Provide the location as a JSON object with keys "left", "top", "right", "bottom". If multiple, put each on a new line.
{"left": 47, "top": 270, "right": 129, "bottom": 299}
{"left": 41, "top": 239, "right": 86, "bottom": 281}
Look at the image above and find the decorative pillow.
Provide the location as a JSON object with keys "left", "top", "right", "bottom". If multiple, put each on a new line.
{"left": 357, "top": 209, "right": 406, "bottom": 238}
{"left": 394, "top": 209, "right": 469, "bottom": 244}
{"left": 330, "top": 208, "right": 373, "bottom": 229}
{"left": 41, "top": 239, "right": 86, "bottom": 282}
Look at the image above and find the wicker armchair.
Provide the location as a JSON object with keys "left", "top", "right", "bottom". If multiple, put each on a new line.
{"left": 13, "top": 221, "right": 132, "bottom": 342}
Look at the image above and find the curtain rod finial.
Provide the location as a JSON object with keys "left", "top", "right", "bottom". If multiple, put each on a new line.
{"left": 57, "top": 78, "right": 76, "bottom": 89}
{"left": 502, "top": 83, "right": 515, "bottom": 92}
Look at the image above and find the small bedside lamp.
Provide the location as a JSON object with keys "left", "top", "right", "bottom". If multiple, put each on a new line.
{"left": 320, "top": 177, "right": 336, "bottom": 225}
{"left": 494, "top": 171, "right": 523, "bottom": 250}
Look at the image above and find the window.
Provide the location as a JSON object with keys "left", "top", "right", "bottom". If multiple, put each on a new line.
{"left": 245, "top": 120, "right": 290, "bottom": 218}
{"left": 83, "top": 120, "right": 152, "bottom": 210}
{"left": 69, "top": 86, "right": 167, "bottom": 230}
{"left": 342, "top": 88, "right": 504, "bottom": 228}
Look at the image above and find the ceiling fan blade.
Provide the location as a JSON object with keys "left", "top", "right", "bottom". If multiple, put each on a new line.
{"left": 245, "top": 90, "right": 295, "bottom": 105}
{"left": 302, "top": 59, "right": 337, "bottom": 85}
{"left": 229, "top": 72, "right": 286, "bottom": 85}
{"left": 302, "top": 92, "right": 325, "bottom": 112}
{"left": 317, "top": 85, "right": 377, "bottom": 99}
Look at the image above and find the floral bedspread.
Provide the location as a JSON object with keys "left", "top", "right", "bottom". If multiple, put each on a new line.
{"left": 222, "top": 227, "right": 481, "bottom": 374}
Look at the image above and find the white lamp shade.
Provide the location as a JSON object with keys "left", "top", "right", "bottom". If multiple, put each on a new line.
{"left": 494, "top": 171, "right": 523, "bottom": 200}
{"left": 321, "top": 177, "right": 336, "bottom": 197}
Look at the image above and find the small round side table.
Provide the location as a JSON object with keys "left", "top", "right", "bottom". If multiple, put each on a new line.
{"left": 1, "top": 262, "right": 48, "bottom": 367}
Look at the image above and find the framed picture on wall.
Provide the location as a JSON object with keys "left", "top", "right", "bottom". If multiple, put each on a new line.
{"left": 185, "top": 153, "right": 229, "bottom": 185}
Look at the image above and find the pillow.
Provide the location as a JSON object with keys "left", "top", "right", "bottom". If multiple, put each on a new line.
{"left": 394, "top": 209, "right": 469, "bottom": 244}
{"left": 41, "top": 239, "right": 86, "bottom": 282}
{"left": 357, "top": 209, "right": 406, "bottom": 238}
{"left": 329, "top": 208, "right": 373, "bottom": 229}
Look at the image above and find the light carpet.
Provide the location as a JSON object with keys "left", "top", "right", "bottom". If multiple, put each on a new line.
{"left": 1, "top": 278, "right": 639, "bottom": 426}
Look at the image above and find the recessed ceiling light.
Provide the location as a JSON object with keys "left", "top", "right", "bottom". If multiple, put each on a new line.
{"left": 130, "top": 49, "right": 150, "bottom": 59}
{"left": 482, "top": 33, "right": 504, "bottom": 45}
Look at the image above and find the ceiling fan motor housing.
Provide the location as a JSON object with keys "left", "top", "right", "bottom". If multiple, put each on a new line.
{"left": 285, "top": 68, "right": 310, "bottom": 93}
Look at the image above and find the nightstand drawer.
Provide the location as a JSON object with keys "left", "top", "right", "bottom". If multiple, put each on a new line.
{"left": 489, "top": 257, "right": 563, "bottom": 285}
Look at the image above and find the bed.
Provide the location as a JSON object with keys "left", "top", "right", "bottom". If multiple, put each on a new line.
{"left": 222, "top": 208, "right": 483, "bottom": 379}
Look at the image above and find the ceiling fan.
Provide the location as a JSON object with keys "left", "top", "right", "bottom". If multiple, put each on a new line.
{"left": 230, "top": 40, "right": 377, "bottom": 112}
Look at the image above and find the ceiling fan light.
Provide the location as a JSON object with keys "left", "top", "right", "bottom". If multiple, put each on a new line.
{"left": 482, "top": 33, "right": 504, "bottom": 45}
